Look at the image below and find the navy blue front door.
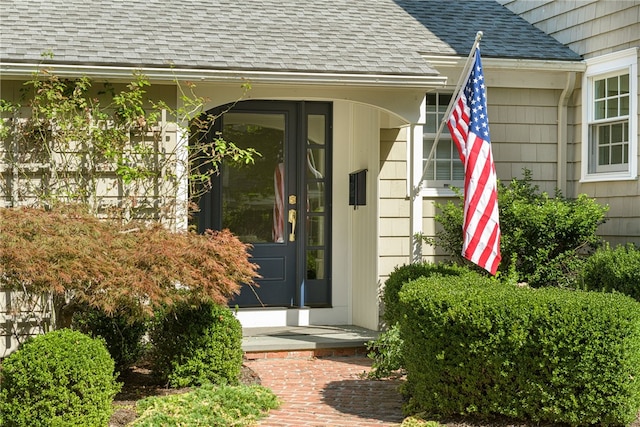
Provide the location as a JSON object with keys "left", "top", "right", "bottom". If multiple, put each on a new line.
{"left": 198, "top": 101, "right": 332, "bottom": 308}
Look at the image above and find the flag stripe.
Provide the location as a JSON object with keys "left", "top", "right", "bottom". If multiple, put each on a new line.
{"left": 450, "top": 99, "right": 469, "bottom": 164}
{"left": 446, "top": 48, "right": 501, "bottom": 275}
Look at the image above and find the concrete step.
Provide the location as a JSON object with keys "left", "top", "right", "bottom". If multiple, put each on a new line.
{"left": 242, "top": 325, "right": 379, "bottom": 359}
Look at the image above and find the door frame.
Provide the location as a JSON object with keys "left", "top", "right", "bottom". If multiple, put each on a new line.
{"left": 195, "top": 100, "right": 332, "bottom": 308}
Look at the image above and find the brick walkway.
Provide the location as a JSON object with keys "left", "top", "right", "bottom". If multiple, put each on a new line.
{"left": 244, "top": 355, "right": 405, "bottom": 427}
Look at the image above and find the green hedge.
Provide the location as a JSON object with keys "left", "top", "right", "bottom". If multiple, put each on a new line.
{"left": 367, "top": 262, "right": 472, "bottom": 379}
{"left": 582, "top": 243, "right": 640, "bottom": 302}
{"left": 382, "top": 262, "right": 470, "bottom": 326}
{"left": 149, "top": 303, "right": 243, "bottom": 388}
{"left": 0, "top": 329, "right": 121, "bottom": 427}
{"left": 398, "top": 274, "right": 640, "bottom": 425}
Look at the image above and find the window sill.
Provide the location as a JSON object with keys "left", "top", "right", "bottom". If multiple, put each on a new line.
{"left": 420, "top": 187, "right": 461, "bottom": 197}
{"left": 580, "top": 172, "right": 638, "bottom": 183}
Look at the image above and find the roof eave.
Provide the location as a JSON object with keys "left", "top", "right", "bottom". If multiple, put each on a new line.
{"left": 0, "top": 62, "right": 448, "bottom": 88}
{"left": 422, "top": 55, "right": 586, "bottom": 72}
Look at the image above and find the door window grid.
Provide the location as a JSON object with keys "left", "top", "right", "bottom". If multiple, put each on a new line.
{"left": 306, "top": 114, "right": 328, "bottom": 281}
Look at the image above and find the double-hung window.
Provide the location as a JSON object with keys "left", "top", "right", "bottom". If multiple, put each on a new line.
{"left": 422, "top": 93, "right": 463, "bottom": 194}
{"left": 582, "top": 48, "right": 638, "bottom": 181}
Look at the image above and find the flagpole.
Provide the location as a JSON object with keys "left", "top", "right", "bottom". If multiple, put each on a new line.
{"left": 414, "top": 31, "right": 484, "bottom": 196}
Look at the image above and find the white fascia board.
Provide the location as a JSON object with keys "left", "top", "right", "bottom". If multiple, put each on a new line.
{"left": 0, "top": 62, "right": 447, "bottom": 88}
{"left": 422, "top": 55, "right": 586, "bottom": 72}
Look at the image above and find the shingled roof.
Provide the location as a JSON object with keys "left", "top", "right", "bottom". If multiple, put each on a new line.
{"left": 1, "top": 0, "right": 581, "bottom": 77}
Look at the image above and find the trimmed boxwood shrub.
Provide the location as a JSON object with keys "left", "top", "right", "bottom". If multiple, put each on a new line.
{"left": 382, "top": 262, "right": 470, "bottom": 326}
{"left": 0, "top": 329, "right": 121, "bottom": 427}
{"left": 149, "top": 302, "right": 243, "bottom": 388}
{"left": 398, "top": 273, "right": 640, "bottom": 425}
{"left": 368, "top": 262, "right": 472, "bottom": 378}
{"left": 582, "top": 243, "right": 640, "bottom": 301}
{"left": 72, "top": 306, "right": 147, "bottom": 373}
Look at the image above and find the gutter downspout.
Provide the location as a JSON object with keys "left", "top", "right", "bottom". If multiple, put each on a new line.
{"left": 557, "top": 71, "right": 576, "bottom": 195}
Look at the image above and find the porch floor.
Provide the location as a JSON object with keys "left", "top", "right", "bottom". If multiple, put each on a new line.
{"left": 242, "top": 325, "right": 379, "bottom": 359}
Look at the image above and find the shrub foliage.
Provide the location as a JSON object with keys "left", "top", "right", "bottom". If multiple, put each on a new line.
{"left": 382, "top": 262, "right": 471, "bottom": 327}
{"left": 426, "top": 170, "right": 608, "bottom": 287}
{"left": 149, "top": 303, "right": 244, "bottom": 388}
{"left": 582, "top": 243, "right": 640, "bottom": 301}
{"left": 398, "top": 274, "right": 640, "bottom": 425}
{"left": 0, "top": 206, "right": 258, "bottom": 329}
{"left": 0, "top": 329, "right": 121, "bottom": 427}
{"left": 368, "top": 262, "right": 472, "bottom": 379}
{"left": 131, "top": 384, "right": 280, "bottom": 427}
{"left": 72, "top": 306, "right": 147, "bottom": 373}
{"left": 0, "top": 69, "right": 256, "bottom": 222}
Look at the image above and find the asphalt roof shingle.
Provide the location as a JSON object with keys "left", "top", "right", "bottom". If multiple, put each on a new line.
{"left": 0, "top": 0, "right": 581, "bottom": 76}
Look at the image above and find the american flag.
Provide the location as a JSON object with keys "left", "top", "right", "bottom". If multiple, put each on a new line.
{"left": 447, "top": 48, "right": 501, "bottom": 275}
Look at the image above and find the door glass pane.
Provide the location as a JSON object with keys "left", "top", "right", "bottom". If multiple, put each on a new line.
{"left": 307, "top": 216, "right": 325, "bottom": 246}
{"left": 307, "top": 115, "right": 326, "bottom": 213}
{"left": 221, "top": 113, "right": 286, "bottom": 244}
{"left": 308, "top": 182, "right": 325, "bottom": 212}
{"left": 306, "top": 147, "right": 325, "bottom": 180}
{"left": 306, "top": 249, "right": 325, "bottom": 279}
{"left": 306, "top": 113, "right": 328, "bottom": 283}
{"left": 308, "top": 115, "right": 325, "bottom": 147}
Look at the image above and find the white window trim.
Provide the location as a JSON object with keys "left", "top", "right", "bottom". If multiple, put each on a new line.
{"left": 421, "top": 187, "right": 460, "bottom": 197}
{"left": 413, "top": 125, "right": 461, "bottom": 198}
{"left": 418, "top": 92, "right": 464, "bottom": 197}
{"left": 581, "top": 47, "right": 638, "bottom": 183}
